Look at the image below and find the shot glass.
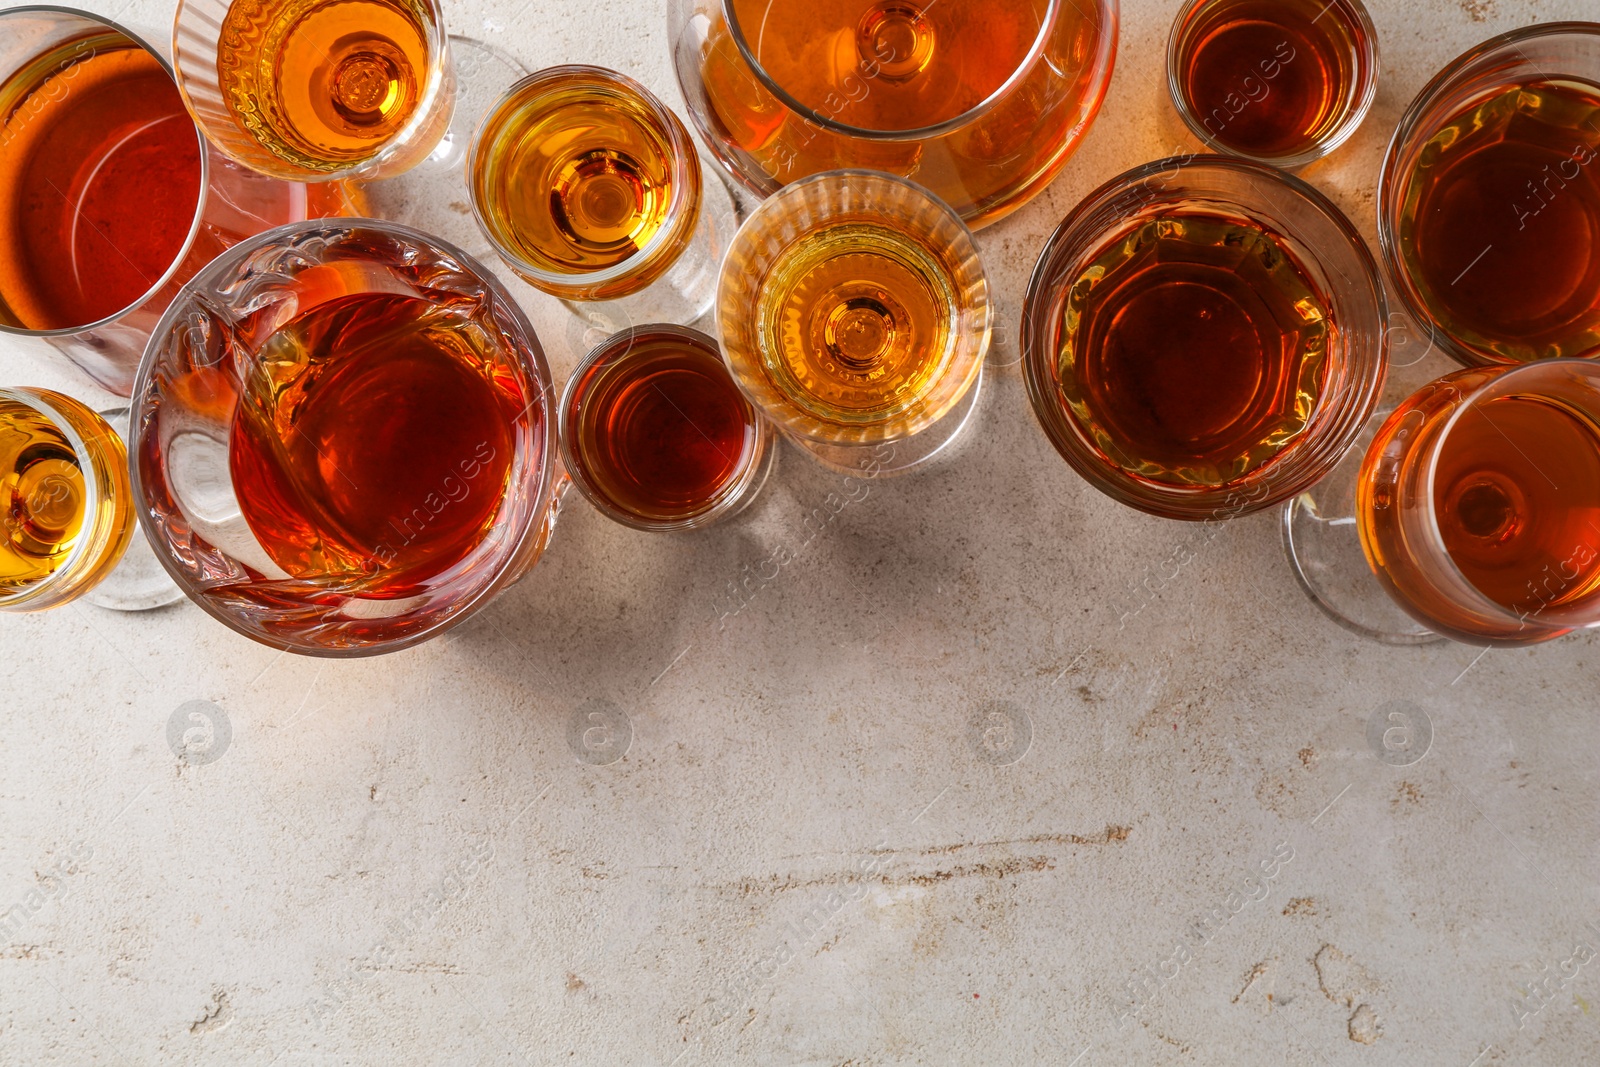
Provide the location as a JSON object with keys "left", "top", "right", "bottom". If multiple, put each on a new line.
{"left": 560, "top": 325, "right": 775, "bottom": 532}
{"left": 1167, "top": 0, "right": 1379, "bottom": 168}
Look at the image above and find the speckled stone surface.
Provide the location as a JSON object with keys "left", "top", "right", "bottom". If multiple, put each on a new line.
{"left": 3, "top": 0, "right": 1599, "bottom": 1063}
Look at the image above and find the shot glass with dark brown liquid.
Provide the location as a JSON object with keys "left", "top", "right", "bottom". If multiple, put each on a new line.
{"left": 1167, "top": 0, "right": 1379, "bottom": 168}
{"left": 559, "top": 325, "right": 775, "bottom": 532}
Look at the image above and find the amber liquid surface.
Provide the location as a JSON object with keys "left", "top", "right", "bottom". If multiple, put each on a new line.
{"left": 1431, "top": 394, "right": 1600, "bottom": 615}
{"left": 0, "top": 37, "right": 202, "bottom": 330}
{"left": 472, "top": 71, "right": 691, "bottom": 276}
{"left": 755, "top": 219, "right": 958, "bottom": 427}
{"left": 217, "top": 0, "right": 431, "bottom": 171}
{"left": 1058, "top": 211, "right": 1332, "bottom": 487}
{"left": 229, "top": 293, "right": 520, "bottom": 595}
{"left": 1176, "top": 0, "right": 1366, "bottom": 159}
{"left": 569, "top": 333, "right": 757, "bottom": 522}
{"left": 728, "top": 0, "right": 1039, "bottom": 131}
{"left": 1399, "top": 81, "right": 1600, "bottom": 362}
{"left": 697, "top": 0, "right": 1108, "bottom": 224}
{"left": 0, "top": 400, "right": 89, "bottom": 592}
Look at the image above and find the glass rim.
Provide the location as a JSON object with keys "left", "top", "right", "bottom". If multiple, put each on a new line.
{"left": 1421, "top": 358, "right": 1600, "bottom": 633}
{"left": 467, "top": 63, "right": 703, "bottom": 296}
{"left": 1021, "top": 153, "right": 1388, "bottom": 518}
{"left": 557, "top": 323, "right": 772, "bottom": 532}
{"left": 0, "top": 5, "right": 213, "bottom": 341}
{"left": 129, "top": 216, "right": 560, "bottom": 657}
{"left": 719, "top": 0, "right": 1074, "bottom": 143}
{"left": 169, "top": 0, "right": 453, "bottom": 183}
{"left": 1376, "top": 20, "right": 1600, "bottom": 369}
{"left": 1164, "top": 0, "right": 1381, "bottom": 169}
{"left": 0, "top": 387, "right": 101, "bottom": 608}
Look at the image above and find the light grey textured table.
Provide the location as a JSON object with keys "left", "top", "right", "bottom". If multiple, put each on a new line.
{"left": 3, "top": 0, "right": 1598, "bottom": 1063}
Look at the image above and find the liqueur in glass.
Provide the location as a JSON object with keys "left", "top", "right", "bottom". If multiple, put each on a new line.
{"left": 669, "top": 0, "right": 1119, "bottom": 228}
{"left": 719, "top": 170, "right": 990, "bottom": 474}
{"left": 1355, "top": 361, "right": 1600, "bottom": 646}
{"left": 1022, "top": 156, "right": 1386, "bottom": 519}
{"left": 132, "top": 220, "right": 561, "bottom": 656}
{"left": 0, "top": 389, "right": 133, "bottom": 612}
{"left": 1168, "top": 0, "right": 1378, "bottom": 167}
{"left": 173, "top": 0, "right": 454, "bottom": 181}
{"left": 1379, "top": 23, "right": 1600, "bottom": 366}
{"left": 561, "top": 326, "right": 773, "bottom": 531}
{"left": 470, "top": 65, "right": 738, "bottom": 329}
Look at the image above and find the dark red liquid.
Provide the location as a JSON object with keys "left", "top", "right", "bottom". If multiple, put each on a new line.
{"left": 1064, "top": 211, "right": 1332, "bottom": 486}
{"left": 1177, "top": 0, "right": 1366, "bottom": 159}
{"left": 230, "top": 293, "right": 519, "bottom": 594}
{"left": 567, "top": 331, "right": 757, "bottom": 523}
{"left": 0, "top": 42, "right": 202, "bottom": 330}
{"left": 1402, "top": 82, "right": 1600, "bottom": 361}
{"left": 1434, "top": 394, "right": 1600, "bottom": 614}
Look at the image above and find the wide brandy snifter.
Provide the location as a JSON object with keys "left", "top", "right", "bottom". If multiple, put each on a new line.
{"left": 131, "top": 219, "right": 561, "bottom": 656}
{"left": 718, "top": 170, "right": 990, "bottom": 475}
{"left": 670, "top": 0, "right": 1120, "bottom": 228}
{"left": 0, "top": 5, "right": 355, "bottom": 397}
{"left": 1022, "top": 156, "right": 1387, "bottom": 520}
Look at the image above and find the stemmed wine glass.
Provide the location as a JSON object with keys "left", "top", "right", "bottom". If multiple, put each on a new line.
{"left": 1283, "top": 22, "right": 1600, "bottom": 643}
{"left": 171, "top": 0, "right": 528, "bottom": 245}
{"left": 717, "top": 170, "right": 990, "bottom": 475}
{"left": 468, "top": 65, "right": 741, "bottom": 333}
{"left": 1311, "top": 361, "right": 1600, "bottom": 647}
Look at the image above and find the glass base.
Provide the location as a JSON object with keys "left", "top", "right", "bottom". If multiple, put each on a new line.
{"left": 1281, "top": 412, "right": 1443, "bottom": 645}
{"left": 84, "top": 527, "right": 186, "bottom": 612}
{"left": 85, "top": 408, "right": 184, "bottom": 612}
{"left": 359, "top": 36, "right": 528, "bottom": 257}
{"left": 559, "top": 158, "right": 744, "bottom": 349}
{"left": 786, "top": 362, "right": 986, "bottom": 478}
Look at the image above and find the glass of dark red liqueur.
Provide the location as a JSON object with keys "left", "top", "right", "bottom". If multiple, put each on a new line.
{"left": 1021, "top": 155, "right": 1387, "bottom": 521}
{"left": 1167, "top": 0, "right": 1379, "bottom": 168}
{"left": 1379, "top": 23, "right": 1600, "bottom": 368}
{"left": 560, "top": 326, "right": 775, "bottom": 532}
{"left": 132, "top": 219, "right": 561, "bottom": 657}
